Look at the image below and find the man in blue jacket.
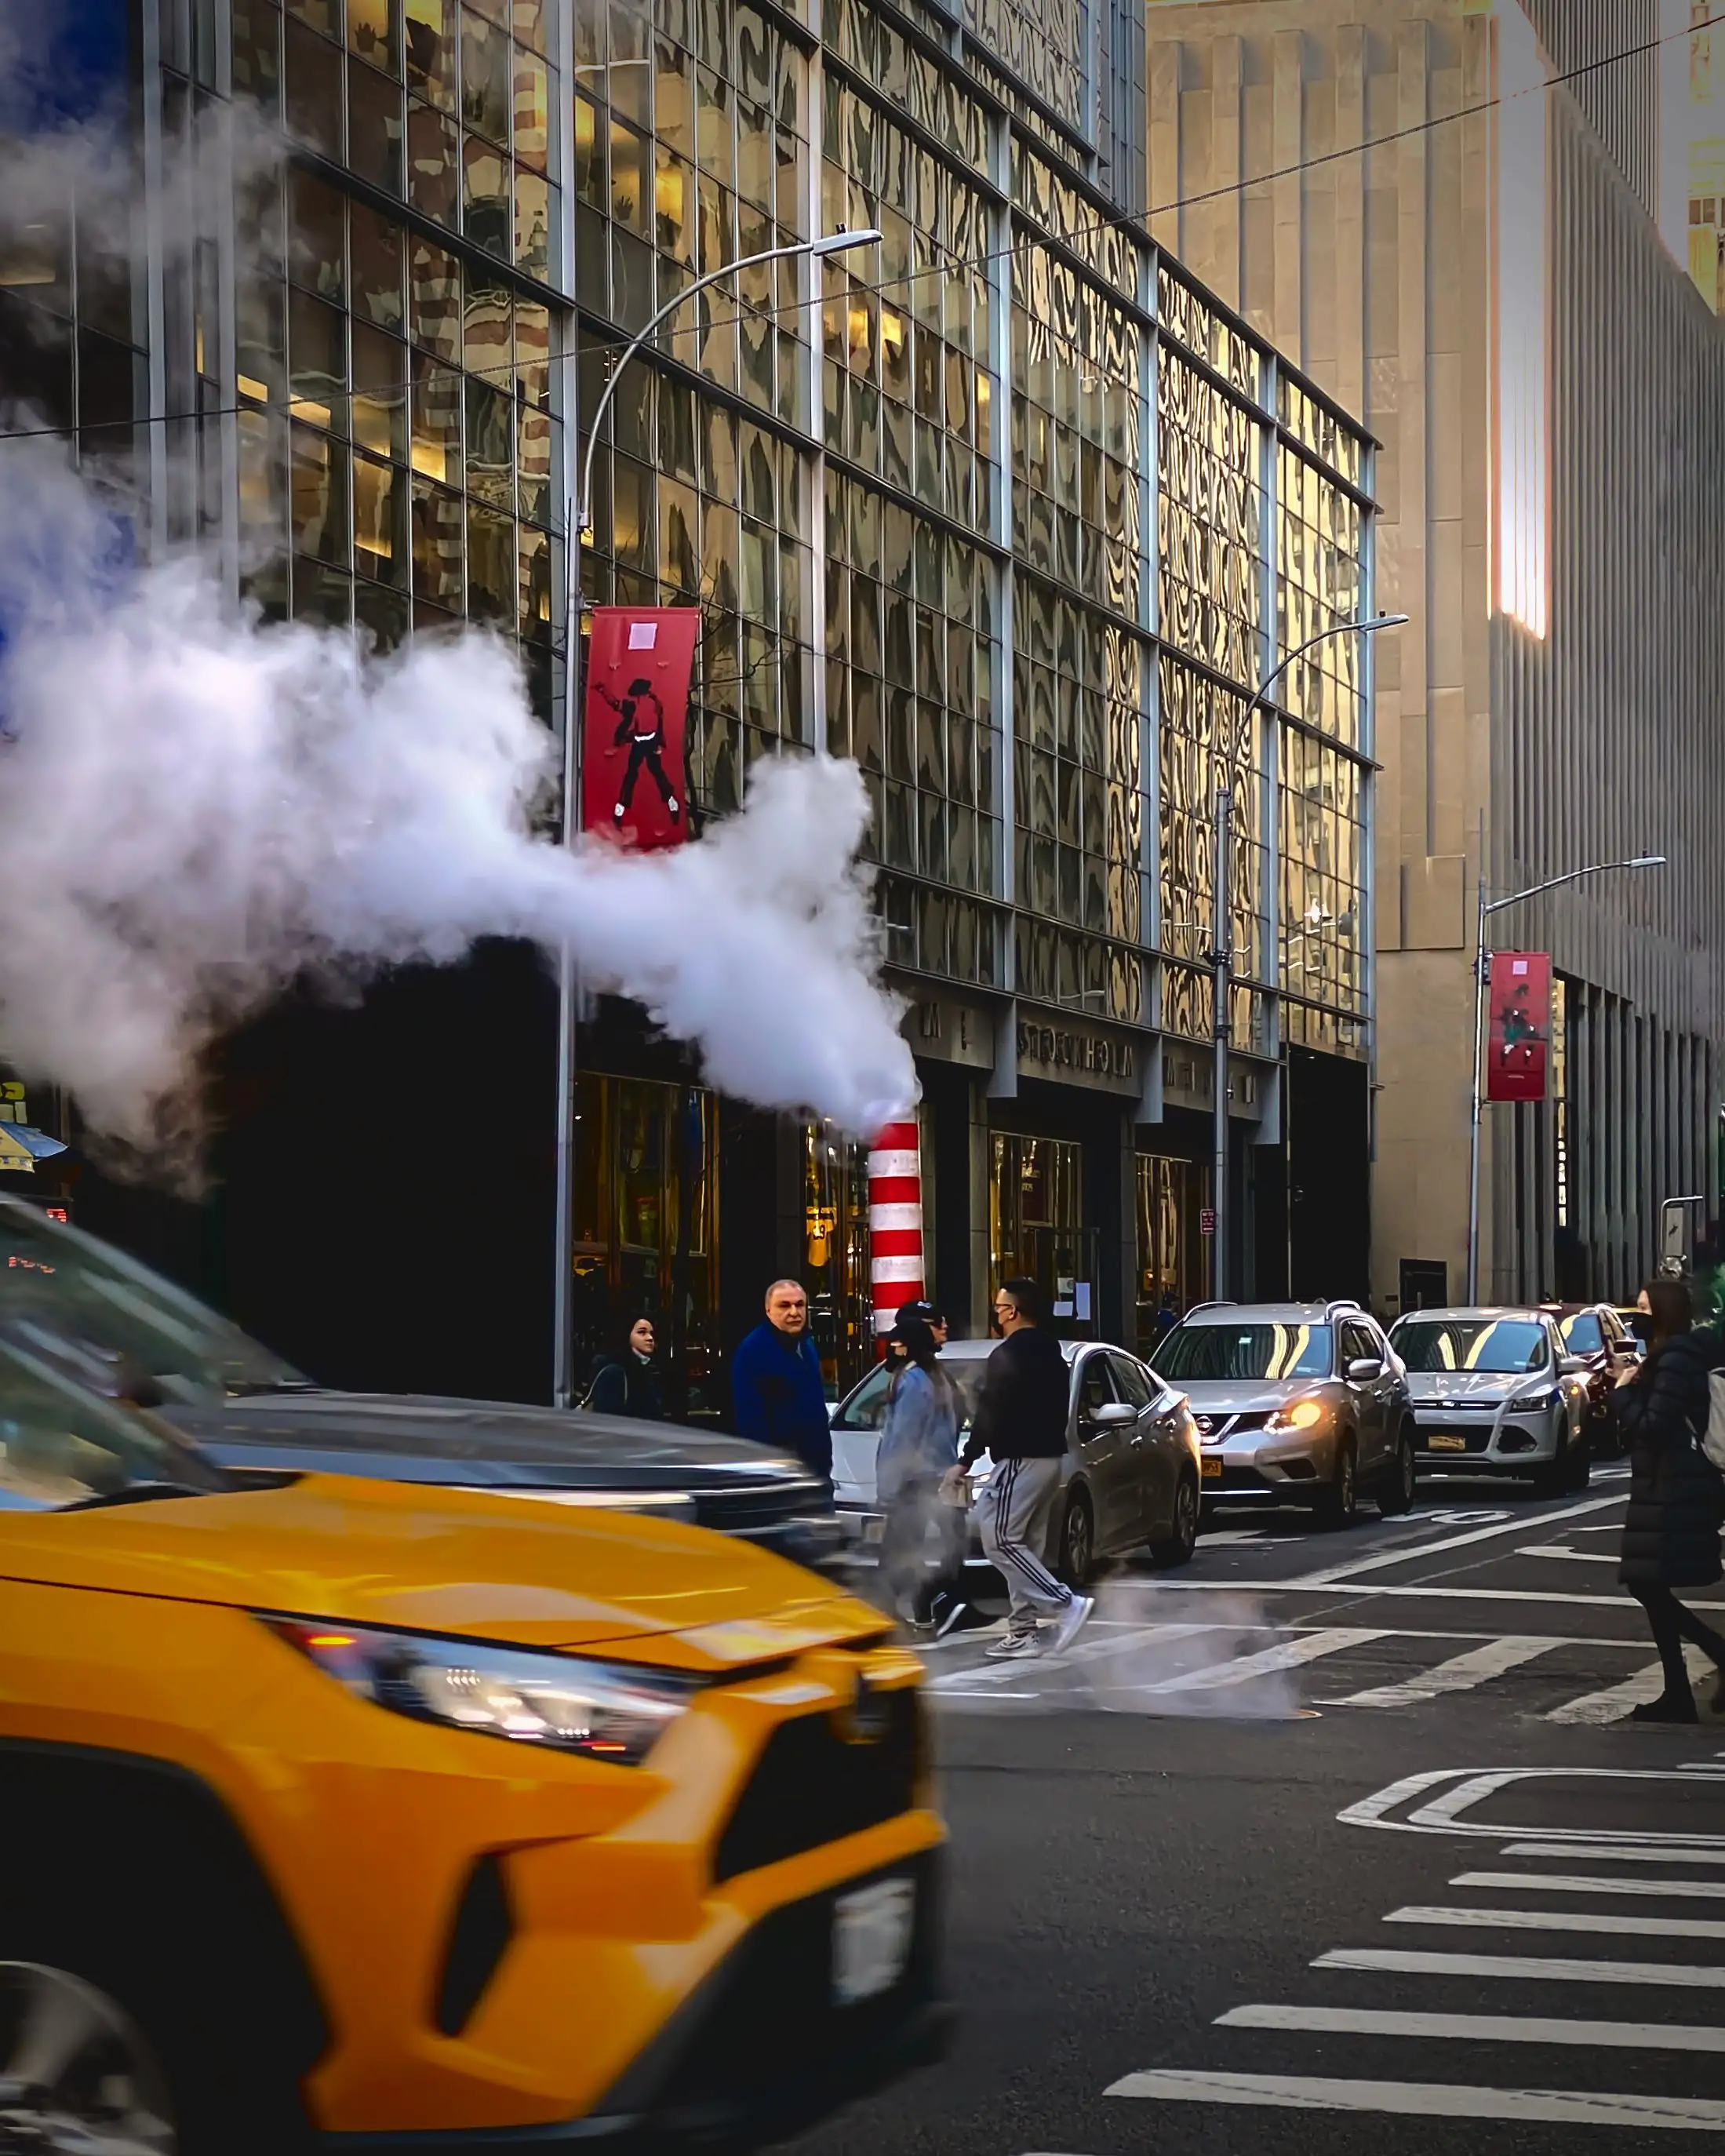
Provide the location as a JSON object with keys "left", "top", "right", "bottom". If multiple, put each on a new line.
{"left": 732, "top": 1279, "right": 832, "bottom": 1482}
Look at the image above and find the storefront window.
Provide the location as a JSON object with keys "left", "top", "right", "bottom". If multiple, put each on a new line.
{"left": 990, "top": 1133, "right": 1094, "bottom": 1335}
{"left": 802, "top": 1123, "right": 872, "bottom": 1393}
{"left": 569, "top": 1073, "right": 720, "bottom": 1418}
{"left": 1135, "top": 1153, "right": 1207, "bottom": 1357}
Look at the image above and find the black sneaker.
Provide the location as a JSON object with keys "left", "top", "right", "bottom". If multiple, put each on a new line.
{"left": 1630, "top": 1693, "right": 1701, "bottom": 1724}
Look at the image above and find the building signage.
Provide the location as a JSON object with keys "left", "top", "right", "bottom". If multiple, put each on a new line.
{"left": 904, "top": 996, "right": 995, "bottom": 1072}
{"left": 1016, "top": 1019, "right": 1139, "bottom": 1095}
{"left": 1487, "top": 952, "right": 1551, "bottom": 1103}
{"left": 580, "top": 606, "right": 700, "bottom": 850}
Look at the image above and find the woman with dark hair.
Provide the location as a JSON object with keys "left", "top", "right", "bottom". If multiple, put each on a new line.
{"left": 1614, "top": 1278, "right": 1725, "bottom": 1721}
{"left": 586, "top": 1314, "right": 664, "bottom": 1422}
{"left": 875, "top": 1311, "right": 965, "bottom": 1633}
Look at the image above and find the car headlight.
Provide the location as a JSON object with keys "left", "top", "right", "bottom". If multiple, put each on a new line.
{"left": 1516, "top": 1389, "right": 1557, "bottom": 1411}
{"left": 261, "top": 1617, "right": 697, "bottom": 1765}
{"left": 1266, "top": 1398, "right": 1327, "bottom": 1434}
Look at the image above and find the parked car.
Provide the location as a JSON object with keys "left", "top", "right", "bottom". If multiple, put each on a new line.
{"left": 1545, "top": 1300, "right": 1641, "bottom": 1453}
{"left": 0, "top": 1196, "right": 843, "bottom": 1571}
{"left": 1388, "top": 1305, "right": 1592, "bottom": 1494}
{"left": 0, "top": 1209, "right": 947, "bottom": 2154}
{"left": 829, "top": 1337, "right": 1202, "bottom": 1583}
{"left": 1148, "top": 1299, "right": 1417, "bottom": 1522}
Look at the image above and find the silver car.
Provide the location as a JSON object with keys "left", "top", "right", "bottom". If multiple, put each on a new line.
{"left": 1148, "top": 1299, "right": 1417, "bottom": 1522}
{"left": 1387, "top": 1306, "right": 1592, "bottom": 1495}
{"left": 828, "top": 1337, "right": 1203, "bottom": 1582}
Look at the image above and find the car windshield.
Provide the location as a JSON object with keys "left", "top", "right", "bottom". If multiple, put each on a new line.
{"left": 1559, "top": 1311, "right": 1603, "bottom": 1354}
{"left": 0, "top": 1201, "right": 300, "bottom": 1511}
{"left": 1392, "top": 1317, "right": 1549, "bottom": 1375}
{"left": 0, "top": 1202, "right": 305, "bottom": 1403}
{"left": 1151, "top": 1324, "right": 1331, "bottom": 1382}
{"left": 834, "top": 1357, "right": 993, "bottom": 1433}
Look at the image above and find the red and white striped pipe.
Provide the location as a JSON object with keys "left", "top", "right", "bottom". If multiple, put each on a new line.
{"left": 868, "top": 1118, "right": 924, "bottom": 1338}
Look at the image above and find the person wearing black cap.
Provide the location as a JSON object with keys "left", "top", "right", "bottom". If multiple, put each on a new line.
{"left": 875, "top": 1309, "right": 966, "bottom": 1633}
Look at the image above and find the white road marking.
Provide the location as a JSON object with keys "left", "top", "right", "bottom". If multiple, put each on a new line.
{"left": 1316, "top": 1945, "right": 1725, "bottom": 1989}
{"left": 1456, "top": 1870, "right": 1725, "bottom": 1900}
{"left": 1333, "top": 1635, "right": 1559, "bottom": 1707}
{"left": 1129, "top": 1627, "right": 1388, "bottom": 1695}
{"left": 1502, "top": 1841, "right": 1725, "bottom": 1864}
{"left": 1161, "top": 1579, "right": 1718, "bottom": 1611}
{"left": 1518, "top": 1546, "right": 1618, "bottom": 1564}
{"left": 1101, "top": 2069, "right": 1725, "bottom": 2128}
{"left": 927, "top": 1620, "right": 1229, "bottom": 1692}
{"left": 1297, "top": 1494, "right": 1625, "bottom": 1586}
{"left": 1547, "top": 1644, "right": 1713, "bottom": 1724}
{"left": 1217, "top": 2002, "right": 1725, "bottom": 2052}
{"left": 1388, "top": 1902, "right": 1725, "bottom": 1942}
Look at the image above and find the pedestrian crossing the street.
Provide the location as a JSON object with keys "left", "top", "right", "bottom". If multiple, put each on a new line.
{"left": 926, "top": 1614, "right": 1722, "bottom": 1728}
{"left": 1021, "top": 1806, "right": 1725, "bottom": 2144}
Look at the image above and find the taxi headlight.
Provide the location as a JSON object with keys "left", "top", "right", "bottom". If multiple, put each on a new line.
{"left": 261, "top": 1616, "right": 697, "bottom": 1764}
{"left": 1265, "top": 1398, "right": 1327, "bottom": 1434}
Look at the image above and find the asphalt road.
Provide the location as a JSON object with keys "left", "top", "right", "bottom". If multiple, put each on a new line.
{"left": 791, "top": 1460, "right": 1725, "bottom": 2156}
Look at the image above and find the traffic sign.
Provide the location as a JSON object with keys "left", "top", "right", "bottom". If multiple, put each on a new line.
{"left": 1199, "top": 1207, "right": 1217, "bottom": 1237}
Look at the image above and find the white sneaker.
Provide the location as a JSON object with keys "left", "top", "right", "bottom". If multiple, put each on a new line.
{"left": 1047, "top": 1593, "right": 1094, "bottom": 1657}
{"left": 984, "top": 1630, "right": 1044, "bottom": 1660}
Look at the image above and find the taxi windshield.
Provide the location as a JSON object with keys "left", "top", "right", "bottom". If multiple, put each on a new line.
{"left": 1392, "top": 1318, "right": 1549, "bottom": 1375}
{"left": 1151, "top": 1324, "right": 1331, "bottom": 1382}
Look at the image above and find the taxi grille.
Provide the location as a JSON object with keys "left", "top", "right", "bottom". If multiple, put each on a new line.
{"left": 713, "top": 1691, "right": 923, "bottom": 1882}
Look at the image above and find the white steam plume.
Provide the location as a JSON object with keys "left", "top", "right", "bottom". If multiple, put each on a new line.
{"left": 0, "top": 449, "right": 916, "bottom": 1159}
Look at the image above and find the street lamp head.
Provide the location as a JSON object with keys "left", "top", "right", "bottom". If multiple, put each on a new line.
{"left": 1372, "top": 612, "right": 1411, "bottom": 628}
{"left": 1629, "top": 854, "right": 1669, "bottom": 870}
{"left": 813, "top": 228, "right": 883, "bottom": 254}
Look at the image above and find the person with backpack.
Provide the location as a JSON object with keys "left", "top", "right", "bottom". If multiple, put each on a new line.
{"left": 875, "top": 1309, "right": 966, "bottom": 1634}
{"left": 1613, "top": 1277, "right": 1725, "bottom": 1723}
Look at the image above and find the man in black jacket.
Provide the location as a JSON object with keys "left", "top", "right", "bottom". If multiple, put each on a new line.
{"left": 944, "top": 1277, "right": 1094, "bottom": 1661}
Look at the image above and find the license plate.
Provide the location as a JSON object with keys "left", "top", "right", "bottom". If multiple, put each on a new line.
{"left": 1427, "top": 1433, "right": 1468, "bottom": 1451}
{"left": 832, "top": 1877, "right": 916, "bottom": 2005}
{"left": 1201, "top": 1456, "right": 1224, "bottom": 1479}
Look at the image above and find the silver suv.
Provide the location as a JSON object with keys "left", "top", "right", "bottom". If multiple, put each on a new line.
{"left": 1147, "top": 1299, "right": 1417, "bottom": 1523}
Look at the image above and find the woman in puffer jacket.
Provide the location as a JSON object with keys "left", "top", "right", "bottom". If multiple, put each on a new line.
{"left": 1614, "top": 1278, "right": 1725, "bottom": 1723}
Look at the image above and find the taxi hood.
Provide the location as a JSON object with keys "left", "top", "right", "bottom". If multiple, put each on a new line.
{"left": 0, "top": 1473, "right": 883, "bottom": 1670}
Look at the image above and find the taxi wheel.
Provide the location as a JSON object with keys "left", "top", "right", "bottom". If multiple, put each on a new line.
{"left": 0, "top": 1959, "right": 177, "bottom": 2155}
{"left": 1315, "top": 1438, "right": 1358, "bottom": 1528}
{"left": 1058, "top": 1487, "right": 1097, "bottom": 1587}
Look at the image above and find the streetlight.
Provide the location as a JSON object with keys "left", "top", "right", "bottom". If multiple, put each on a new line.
{"left": 551, "top": 228, "right": 883, "bottom": 1408}
{"left": 1465, "top": 852, "right": 1666, "bottom": 1302}
{"left": 1210, "top": 613, "right": 1407, "bottom": 1303}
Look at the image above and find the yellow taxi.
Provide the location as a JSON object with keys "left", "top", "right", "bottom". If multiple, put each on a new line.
{"left": 0, "top": 1213, "right": 946, "bottom": 2155}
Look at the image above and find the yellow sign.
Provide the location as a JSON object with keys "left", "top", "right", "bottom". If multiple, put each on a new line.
{"left": 0, "top": 1127, "right": 39, "bottom": 1174}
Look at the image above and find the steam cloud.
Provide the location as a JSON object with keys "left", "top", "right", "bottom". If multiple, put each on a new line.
{"left": 0, "top": 449, "right": 917, "bottom": 1160}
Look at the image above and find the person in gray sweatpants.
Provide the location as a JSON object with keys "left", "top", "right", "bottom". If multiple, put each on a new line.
{"left": 943, "top": 1277, "right": 1094, "bottom": 1661}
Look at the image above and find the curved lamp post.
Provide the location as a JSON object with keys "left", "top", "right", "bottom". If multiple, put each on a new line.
{"left": 551, "top": 228, "right": 883, "bottom": 1407}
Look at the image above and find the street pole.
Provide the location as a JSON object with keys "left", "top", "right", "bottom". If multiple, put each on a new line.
{"left": 1464, "top": 852, "right": 1667, "bottom": 1306}
{"left": 551, "top": 227, "right": 883, "bottom": 1408}
{"left": 1210, "top": 612, "right": 1407, "bottom": 1304}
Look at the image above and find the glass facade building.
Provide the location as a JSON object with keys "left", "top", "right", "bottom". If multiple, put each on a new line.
{"left": 2, "top": 0, "right": 1377, "bottom": 1400}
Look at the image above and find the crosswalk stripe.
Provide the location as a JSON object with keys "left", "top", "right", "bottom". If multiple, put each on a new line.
{"left": 1546, "top": 1643, "right": 1714, "bottom": 1723}
{"left": 927, "top": 1621, "right": 1225, "bottom": 1693}
{"left": 1217, "top": 2003, "right": 1725, "bottom": 2052}
{"left": 1131, "top": 1626, "right": 1388, "bottom": 1695}
{"left": 1456, "top": 1870, "right": 1725, "bottom": 1901}
{"left": 1333, "top": 1635, "right": 1558, "bottom": 1707}
{"left": 1101, "top": 2068, "right": 1725, "bottom": 2128}
{"left": 1501, "top": 1841, "right": 1725, "bottom": 1865}
{"left": 1517, "top": 1546, "right": 1618, "bottom": 1564}
{"left": 1316, "top": 1946, "right": 1725, "bottom": 1989}
{"left": 1388, "top": 1903, "right": 1725, "bottom": 1943}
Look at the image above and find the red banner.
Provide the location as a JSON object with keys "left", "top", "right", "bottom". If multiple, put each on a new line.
{"left": 1487, "top": 952, "right": 1551, "bottom": 1102}
{"left": 580, "top": 606, "right": 699, "bottom": 850}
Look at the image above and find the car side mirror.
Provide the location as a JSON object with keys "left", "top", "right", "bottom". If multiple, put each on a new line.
{"left": 1088, "top": 1400, "right": 1137, "bottom": 1427}
{"left": 1558, "top": 1354, "right": 1588, "bottom": 1375}
{"left": 1346, "top": 1357, "right": 1384, "bottom": 1381}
